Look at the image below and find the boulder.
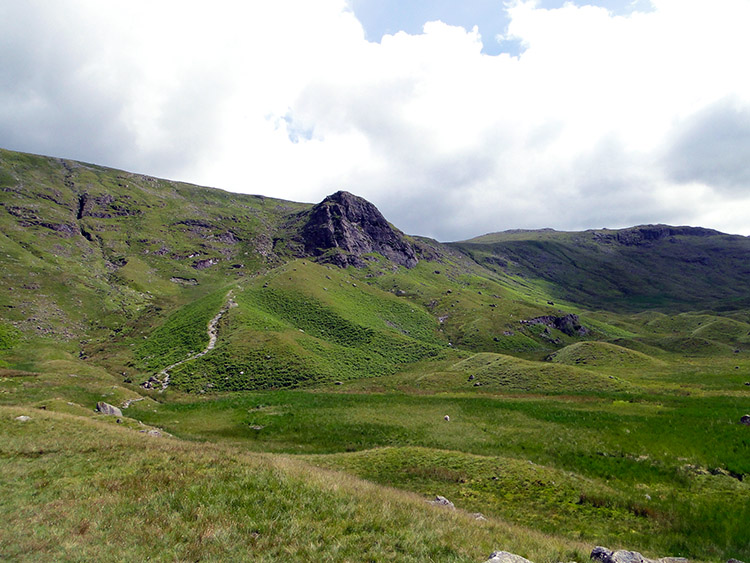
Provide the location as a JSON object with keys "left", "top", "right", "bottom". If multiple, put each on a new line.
{"left": 14, "top": 415, "right": 31, "bottom": 422}
{"left": 485, "top": 551, "right": 534, "bottom": 563}
{"left": 95, "top": 402, "right": 122, "bottom": 417}
{"left": 472, "top": 512, "right": 487, "bottom": 521}
{"left": 428, "top": 495, "right": 455, "bottom": 509}
{"left": 740, "top": 415, "right": 750, "bottom": 426}
{"left": 591, "top": 546, "right": 688, "bottom": 563}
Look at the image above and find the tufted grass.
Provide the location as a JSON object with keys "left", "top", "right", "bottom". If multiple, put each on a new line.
{"left": 0, "top": 406, "right": 590, "bottom": 562}
{"left": 129, "top": 388, "right": 750, "bottom": 561}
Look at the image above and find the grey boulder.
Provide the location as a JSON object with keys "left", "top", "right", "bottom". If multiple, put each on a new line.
{"left": 96, "top": 402, "right": 123, "bottom": 417}
{"left": 485, "top": 552, "right": 534, "bottom": 563}
{"left": 591, "top": 546, "right": 688, "bottom": 563}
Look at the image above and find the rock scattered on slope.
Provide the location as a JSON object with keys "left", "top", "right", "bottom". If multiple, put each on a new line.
{"left": 591, "top": 546, "right": 688, "bottom": 563}
{"left": 471, "top": 512, "right": 487, "bottom": 520}
{"left": 14, "top": 415, "right": 31, "bottom": 422}
{"left": 428, "top": 495, "right": 455, "bottom": 509}
{"left": 484, "top": 551, "right": 534, "bottom": 563}
{"left": 95, "top": 402, "right": 122, "bottom": 417}
{"left": 740, "top": 415, "right": 750, "bottom": 426}
{"left": 520, "top": 314, "right": 588, "bottom": 336}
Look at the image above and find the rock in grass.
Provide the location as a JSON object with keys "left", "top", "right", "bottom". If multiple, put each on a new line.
{"left": 96, "top": 402, "right": 122, "bottom": 417}
{"left": 428, "top": 495, "right": 455, "bottom": 509}
{"left": 591, "top": 546, "right": 689, "bottom": 563}
{"left": 444, "top": 415, "right": 450, "bottom": 421}
{"left": 472, "top": 512, "right": 487, "bottom": 520}
{"left": 485, "top": 551, "right": 534, "bottom": 563}
{"left": 14, "top": 415, "right": 31, "bottom": 422}
{"left": 740, "top": 415, "right": 750, "bottom": 426}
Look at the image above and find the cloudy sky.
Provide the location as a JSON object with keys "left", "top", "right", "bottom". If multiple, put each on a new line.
{"left": 1, "top": 0, "right": 749, "bottom": 241}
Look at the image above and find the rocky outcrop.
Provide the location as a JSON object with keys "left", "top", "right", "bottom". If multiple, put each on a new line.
{"left": 428, "top": 495, "right": 455, "bottom": 509}
{"left": 484, "top": 552, "right": 534, "bottom": 563}
{"left": 482, "top": 548, "right": 692, "bottom": 563}
{"left": 590, "top": 546, "right": 688, "bottom": 563}
{"left": 591, "top": 225, "right": 720, "bottom": 246}
{"left": 77, "top": 193, "right": 142, "bottom": 219}
{"left": 520, "top": 314, "right": 588, "bottom": 336}
{"left": 96, "top": 402, "right": 122, "bottom": 417}
{"left": 299, "top": 191, "right": 417, "bottom": 269}
{"left": 192, "top": 258, "right": 218, "bottom": 270}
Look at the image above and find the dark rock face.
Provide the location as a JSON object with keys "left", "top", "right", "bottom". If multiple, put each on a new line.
{"left": 593, "top": 225, "right": 721, "bottom": 246}
{"left": 520, "top": 314, "right": 588, "bottom": 336}
{"left": 77, "top": 193, "right": 142, "bottom": 219}
{"left": 299, "top": 191, "right": 417, "bottom": 268}
{"left": 192, "top": 258, "right": 218, "bottom": 270}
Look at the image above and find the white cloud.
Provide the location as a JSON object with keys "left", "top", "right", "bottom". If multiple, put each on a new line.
{"left": 1, "top": 0, "right": 749, "bottom": 239}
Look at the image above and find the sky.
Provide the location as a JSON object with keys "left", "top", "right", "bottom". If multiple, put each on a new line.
{"left": 1, "top": 0, "right": 749, "bottom": 241}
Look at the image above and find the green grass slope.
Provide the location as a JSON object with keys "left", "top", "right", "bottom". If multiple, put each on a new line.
{"left": 129, "top": 389, "right": 750, "bottom": 561}
{"left": 1, "top": 405, "right": 590, "bottom": 562}
{"left": 165, "top": 261, "right": 447, "bottom": 392}
{"left": 452, "top": 226, "right": 750, "bottom": 313}
{"left": 547, "top": 342, "right": 666, "bottom": 369}
{"left": 3, "top": 148, "right": 750, "bottom": 562}
{"left": 451, "top": 352, "right": 629, "bottom": 392}
{"left": 0, "top": 148, "right": 308, "bottom": 353}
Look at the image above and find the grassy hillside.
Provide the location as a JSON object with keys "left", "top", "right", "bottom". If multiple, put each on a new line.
{"left": 2, "top": 148, "right": 750, "bottom": 561}
{"left": 128, "top": 388, "right": 750, "bottom": 561}
{"left": 2, "top": 405, "right": 593, "bottom": 562}
{"left": 452, "top": 227, "right": 750, "bottom": 312}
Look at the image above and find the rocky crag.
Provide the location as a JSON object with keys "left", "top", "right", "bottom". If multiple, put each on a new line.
{"left": 298, "top": 190, "right": 418, "bottom": 268}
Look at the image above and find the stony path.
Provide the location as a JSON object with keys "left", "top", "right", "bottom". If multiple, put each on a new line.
{"left": 155, "top": 291, "right": 236, "bottom": 392}
{"left": 121, "top": 397, "right": 144, "bottom": 409}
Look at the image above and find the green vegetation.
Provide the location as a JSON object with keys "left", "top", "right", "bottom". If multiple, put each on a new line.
{"left": 2, "top": 149, "right": 750, "bottom": 561}
{"left": 0, "top": 323, "right": 20, "bottom": 350}
{"left": 2, "top": 406, "right": 592, "bottom": 562}
{"left": 453, "top": 227, "right": 750, "bottom": 312}
{"left": 547, "top": 342, "right": 665, "bottom": 369}
{"left": 129, "top": 389, "right": 750, "bottom": 560}
{"left": 134, "top": 289, "right": 228, "bottom": 371}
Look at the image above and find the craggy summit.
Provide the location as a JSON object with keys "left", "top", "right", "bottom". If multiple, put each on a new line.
{"left": 299, "top": 190, "right": 418, "bottom": 268}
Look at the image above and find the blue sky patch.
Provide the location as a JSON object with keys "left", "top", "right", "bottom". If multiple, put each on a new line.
{"left": 349, "top": 0, "right": 654, "bottom": 56}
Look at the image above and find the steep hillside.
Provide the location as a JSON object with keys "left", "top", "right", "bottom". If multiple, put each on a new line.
{"left": 0, "top": 149, "right": 606, "bottom": 387}
{"left": 452, "top": 226, "right": 750, "bottom": 312}
{"left": 3, "top": 147, "right": 750, "bottom": 388}
{"left": 3, "top": 149, "right": 750, "bottom": 562}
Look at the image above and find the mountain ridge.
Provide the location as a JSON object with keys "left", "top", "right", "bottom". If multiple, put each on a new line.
{"left": 2, "top": 148, "right": 750, "bottom": 562}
